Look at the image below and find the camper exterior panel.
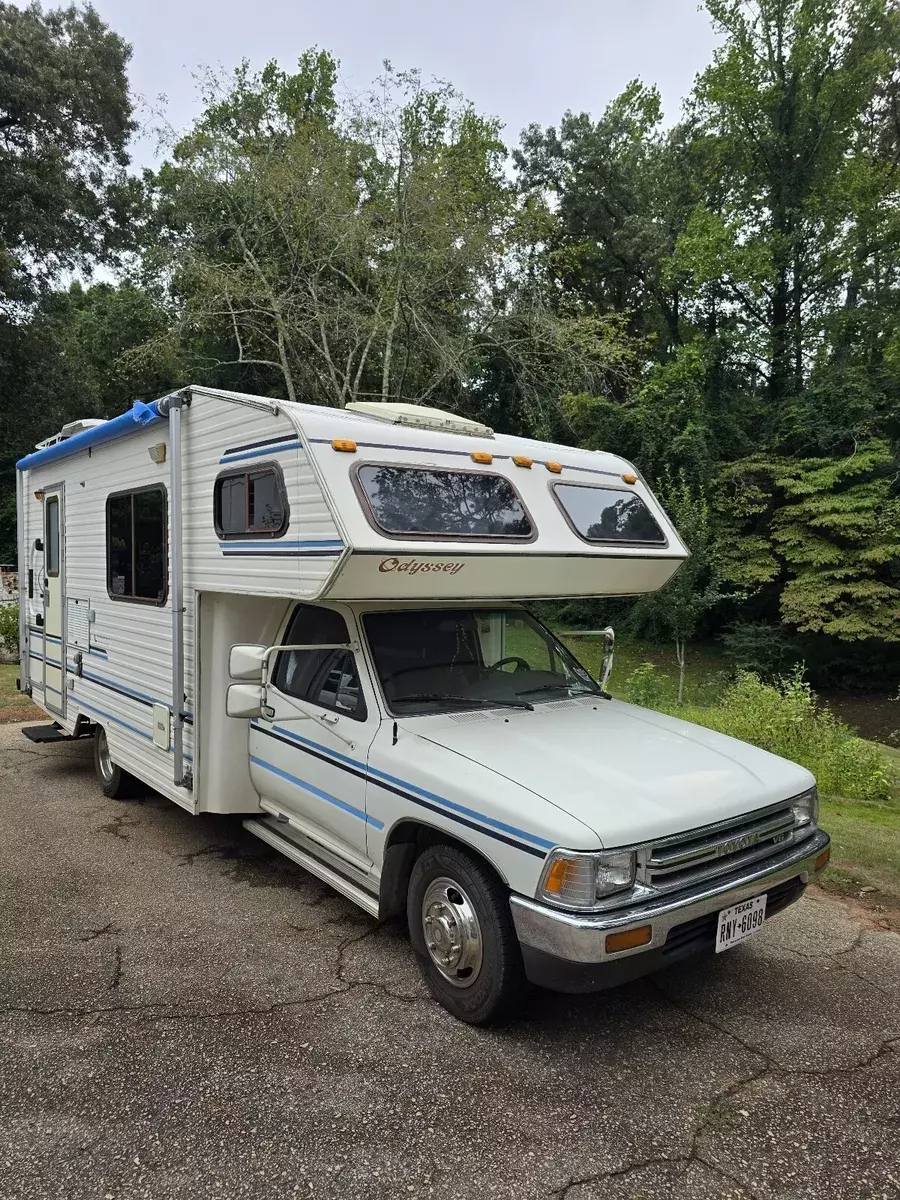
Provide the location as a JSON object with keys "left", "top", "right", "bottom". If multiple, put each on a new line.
{"left": 326, "top": 551, "right": 683, "bottom": 600}
{"left": 22, "top": 421, "right": 197, "bottom": 809}
{"left": 182, "top": 392, "right": 345, "bottom": 600}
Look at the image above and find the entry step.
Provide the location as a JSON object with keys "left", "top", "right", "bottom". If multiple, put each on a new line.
{"left": 21, "top": 724, "right": 80, "bottom": 744}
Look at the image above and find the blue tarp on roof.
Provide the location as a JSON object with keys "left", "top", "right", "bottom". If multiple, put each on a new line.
{"left": 17, "top": 400, "right": 167, "bottom": 472}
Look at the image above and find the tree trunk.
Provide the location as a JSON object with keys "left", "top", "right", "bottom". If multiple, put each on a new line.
{"left": 675, "top": 637, "right": 686, "bottom": 706}
{"left": 381, "top": 288, "right": 401, "bottom": 401}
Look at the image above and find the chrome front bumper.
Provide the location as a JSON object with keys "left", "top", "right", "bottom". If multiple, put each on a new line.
{"left": 510, "top": 828, "right": 830, "bottom": 965}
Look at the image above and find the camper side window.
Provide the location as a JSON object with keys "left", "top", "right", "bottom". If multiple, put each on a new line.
{"left": 272, "top": 604, "right": 367, "bottom": 721}
{"left": 106, "top": 487, "right": 168, "bottom": 604}
{"left": 214, "top": 465, "right": 288, "bottom": 539}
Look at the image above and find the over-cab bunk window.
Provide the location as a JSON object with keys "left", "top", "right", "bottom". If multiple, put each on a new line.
{"left": 106, "top": 487, "right": 168, "bottom": 604}
{"left": 553, "top": 482, "right": 667, "bottom": 546}
{"left": 355, "top": 464, "right": 535, "bottom": 541}
{"left": 214, "top": 465, "right": 288, "bottom": 539}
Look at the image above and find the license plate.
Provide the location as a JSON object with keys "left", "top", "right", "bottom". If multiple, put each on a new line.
{"left": 715, "top": 894, "right": 767, "bottom": 953}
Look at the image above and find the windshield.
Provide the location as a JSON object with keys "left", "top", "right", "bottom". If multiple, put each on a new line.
{"left": 362, "top": 608, "right": 601, "bottom": 715}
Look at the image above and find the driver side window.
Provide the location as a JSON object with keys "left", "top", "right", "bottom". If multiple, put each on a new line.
{"left": 272, "top": 604, "right": 367, "bottom": 721}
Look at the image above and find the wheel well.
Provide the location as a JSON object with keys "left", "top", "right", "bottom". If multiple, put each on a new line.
{"left": 378, "top": 820, "right": 509, "bottom": 919}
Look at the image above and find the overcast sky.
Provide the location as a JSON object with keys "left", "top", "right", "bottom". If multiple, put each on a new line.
{"left": 68, "top": 0, "right": 721, "bottom": 168}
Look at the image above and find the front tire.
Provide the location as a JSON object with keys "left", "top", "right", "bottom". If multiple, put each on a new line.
{"left": 93, "top": 726, "right": 133, "bottom": 799}
{"left": 407, "top": 844, "right": 524, "bottom": 1025}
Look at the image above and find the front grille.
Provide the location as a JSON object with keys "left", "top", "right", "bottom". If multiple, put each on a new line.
{"left": 637, "top": 801, "right": 800, "bottom": 897}
{"left": 662, "top": 876, "right": 805, "bottom": 958}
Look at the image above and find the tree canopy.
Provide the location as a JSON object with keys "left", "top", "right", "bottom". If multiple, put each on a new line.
{"left": 4, "top": 0, "right": 900, "bottom": 674}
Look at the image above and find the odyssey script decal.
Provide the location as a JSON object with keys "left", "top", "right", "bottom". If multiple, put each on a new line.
{"left": 379, "top": 557, "right": 466, "bottom": 576}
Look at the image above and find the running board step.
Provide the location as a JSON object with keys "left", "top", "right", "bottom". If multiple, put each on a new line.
{"left": 21, "top": 724, "right": 81, "bottom": 744}
{"left": 243, "top": 817, "right": 380, "bottom": 918}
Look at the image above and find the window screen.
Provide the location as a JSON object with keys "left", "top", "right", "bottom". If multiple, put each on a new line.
{"left": 214, "top": 466, "right": 287, "bottom": 538}
{"left": 357, "top": 464, "right": 533, "bottom": 540}
{"left": 273, "top": 604, "right": 366, "bottom": 721}
{"left": 554, "top": 484, "right": 666, "bottom": 545}
{"left": 45, "top": 497, "right": 59, "bottom": 577}
{"left": 106, "top": 487, "right": 167, "bottom": 603}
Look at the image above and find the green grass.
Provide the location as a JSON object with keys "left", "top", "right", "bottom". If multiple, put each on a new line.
{"left": 0, "top": 663, "right": 40, "bottom": 722}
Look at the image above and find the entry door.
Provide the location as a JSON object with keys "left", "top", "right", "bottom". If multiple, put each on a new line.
{"left": 248, "top": 604, "right": 380, "bottom": 865}
{"left": 42, "top": 488, "right": 65, "bottom": 716}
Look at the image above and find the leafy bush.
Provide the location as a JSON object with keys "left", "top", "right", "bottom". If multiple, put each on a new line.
{"left": 0, "top": 602, "right": 18, "bottom": 657}
{"left": 720, "top": 622, "right": 800, "bottom": 681}
{"left": 623, "top": 662, "right": 670, "bottom": 709}
{"left": 677, "top": 667, "right": 893, "bottom": 803}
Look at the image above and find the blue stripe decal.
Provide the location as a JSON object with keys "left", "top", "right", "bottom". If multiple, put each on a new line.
{"left": 266, "top": 724, "right": 553, "bottom": 850}
{"left": 89, "top": 647, "right": 109, "bottom": 659}
{"left": 219, "top": 441, "right": 302, "bottom": 464}
{"left": 45, "top": 684, "right": 62, "bottom": 697}
{"left": 70, "top": 697, "right": 153, "bottom": 741}
{"left": 28, "top": 628, "right": 60, "bottom": 643}
{"left": 29, "top": 650, "right": 61, "bottom": 666}
{"left": 250, "top": 754, "right": 383, "bottom": 829}
{"left": 80, "top": 669, "right": 166, "bottom": 708}
{"left": 218, "top": 539, "right": 344, "bottom": 551}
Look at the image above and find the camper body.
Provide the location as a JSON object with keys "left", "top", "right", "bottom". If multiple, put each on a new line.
{"left": 17, "top": 387, "right": 829, "bottom": 1023}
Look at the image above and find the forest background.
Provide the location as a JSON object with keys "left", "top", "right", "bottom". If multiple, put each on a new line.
{"left": 4, "top": 0, "right": 900, "bottom": 691}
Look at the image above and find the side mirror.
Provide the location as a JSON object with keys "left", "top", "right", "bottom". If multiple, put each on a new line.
{"left": 226, "top": 683, "right": 265, "bottom": 719}
{"left": 229, "top": 644, "right": 267, "bottom": 681}
{"left": 599, "top": 626, "right": 615, "bottom": 691}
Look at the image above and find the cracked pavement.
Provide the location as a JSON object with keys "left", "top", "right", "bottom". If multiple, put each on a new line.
{"left": 1, "top": 725, "right": 899, "bottom": 1200}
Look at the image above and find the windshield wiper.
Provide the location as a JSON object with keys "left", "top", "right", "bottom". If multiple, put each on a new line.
{"left": 394, "top": 693, "right": 534, "bottom": 712}
{"left": 516, "top": 682, "right": 603, "bottom": 698}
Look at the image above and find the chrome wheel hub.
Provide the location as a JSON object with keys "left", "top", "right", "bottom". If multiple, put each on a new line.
{"left": 97, "top": 730, "right": 114, "bottom": 782}
{"left": 421, "top": 876, "right": 483, "bottom": 989}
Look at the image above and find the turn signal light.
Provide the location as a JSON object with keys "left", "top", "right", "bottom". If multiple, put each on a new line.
{"left": 546, "top": 461, "right": 563, "bottom": 474}
{"left": 513, "top": 455, "right": 533, "bottom": 468}
{"left": 814, "top": 849, "right": 830, "bottom": 872}
{"left": 471, "top": 450, "right": 493, "bottom": 464}
{"left": 605, "top": 926, "right": 652, "bottom": 954}
{"left": 331, "top": 439, "right": 357, "bottom": 453}
{"left": 543, "top": 858, "right": 575, "bottom": 895}
{"left": 622, "top": 472, "right": 637, "bottom": 485}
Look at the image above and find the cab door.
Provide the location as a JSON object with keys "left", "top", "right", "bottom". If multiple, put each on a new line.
{"left": 248, "top": 604, "right": 381, "bottom": 865}
{"left": 42, "top": 488, "right": 65, "bottom": 717}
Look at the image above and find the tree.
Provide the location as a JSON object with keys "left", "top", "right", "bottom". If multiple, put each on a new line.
{"left": 632, "top": 473, "right": 733, "bottom": 704}
{"left": 0, "top": 2, "right": 137, "bottom": 307}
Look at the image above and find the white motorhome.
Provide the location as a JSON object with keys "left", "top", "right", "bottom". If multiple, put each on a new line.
{"left": 16, "top": 387, "right": 830, "bottom": 1023}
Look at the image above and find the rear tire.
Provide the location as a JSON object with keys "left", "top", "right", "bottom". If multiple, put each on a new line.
{"left": 407, "top": 843, "right": 524, "bottom": 1025}
{"left": 93, "top": 726, "right": 133, "bottom": 799}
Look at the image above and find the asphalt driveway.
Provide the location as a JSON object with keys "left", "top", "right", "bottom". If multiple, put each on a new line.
{"left": 1, "top": 723, "right": 899, "bottom": 1200}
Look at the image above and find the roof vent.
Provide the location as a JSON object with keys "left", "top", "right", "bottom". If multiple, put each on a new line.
{"left": 345, "top": 401, "right": 493, "bottom": 439}
{"left": 34, "top": 417, "right": 107, "bottom": 451}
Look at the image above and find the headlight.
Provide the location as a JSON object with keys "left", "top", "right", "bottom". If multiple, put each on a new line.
{"left": 791, "top": 786, "right": 819, "bottom": 830}
{"left": 538, "top": 849, "right": 636, "bottom": 909}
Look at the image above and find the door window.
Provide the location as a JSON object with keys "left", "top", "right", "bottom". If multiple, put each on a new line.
{"left": 273, "top": 605, "right": 366, "bottom": 721}
{"left": 45, "top": 497, "right": 60, "bottom": 577}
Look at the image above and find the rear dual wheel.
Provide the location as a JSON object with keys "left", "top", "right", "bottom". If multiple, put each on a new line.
{"left": 407, "top": 843, "right": 524, "bottom": 1025}
{"left": 93, "top": 726, "right": 135, "bottom": 799}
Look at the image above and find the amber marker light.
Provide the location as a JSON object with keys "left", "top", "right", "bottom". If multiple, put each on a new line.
{"left": 512, "top": 455, "right": 533, "bottom": 468}
{"left": 605, "top": 926, "right": 652, "bottom": 954}
{"left": 815, "top": 848, "right": 831, "bottom": 872}
{"left": 471, "top": 450, "right": 493, "bottom": 464}
{"left": 546, "top": 461, "right": 563, "bottom": 474}
{"left": 622, "top": 472, "right": 637, "bottom": 485}
{"left": 331, "top": 438, "right": 357, "bottom": 453}
{"left": 543, "top": 858, "right": 573, "bottom": 895}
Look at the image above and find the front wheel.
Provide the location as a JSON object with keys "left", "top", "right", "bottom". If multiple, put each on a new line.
{"left": 93, "top": 726, "right": 133, "bottom": 799}
{"left": 407, "top": 844, "right": 524, "bottom": 1024}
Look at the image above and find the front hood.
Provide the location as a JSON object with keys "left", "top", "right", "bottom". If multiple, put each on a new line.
{"left": 412, "top": 698, "right": 814, "bottom": 847}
